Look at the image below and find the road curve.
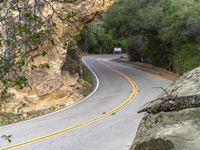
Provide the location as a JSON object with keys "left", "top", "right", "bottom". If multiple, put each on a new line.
{"left": 0, "top": 55, "right": 171, "bottom": 150}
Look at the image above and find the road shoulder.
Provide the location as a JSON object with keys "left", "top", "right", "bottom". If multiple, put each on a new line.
{"left": 113, "top": 58, "right": 178, "bottom": 81}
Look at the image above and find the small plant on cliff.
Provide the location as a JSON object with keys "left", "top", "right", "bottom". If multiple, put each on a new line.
{"left": 83, "top": 67, "right": 92, "bottom": 84}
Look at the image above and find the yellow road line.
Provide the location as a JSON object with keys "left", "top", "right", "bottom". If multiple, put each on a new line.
{"left": 1, "top": 59, "right": 138, "bottom": 150}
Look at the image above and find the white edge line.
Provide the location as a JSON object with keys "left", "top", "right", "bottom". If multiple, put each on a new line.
{"left": 0, "top": 56, "right": 100, "bottom": 129}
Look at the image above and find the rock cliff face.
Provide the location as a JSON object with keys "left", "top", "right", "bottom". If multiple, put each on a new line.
{"left": 131, "top": 67, "right": 200, "bottom": 150}
{"left": 0, "top": 0, "right": 114, "bottom": 124}
{"left": 28, "top": 0, "right": 115, "bottom": 96}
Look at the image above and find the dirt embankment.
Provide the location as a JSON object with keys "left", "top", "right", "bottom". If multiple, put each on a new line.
{"left": 0, "top": 47, "right": 92, "bottom": 125}
{"left": 117, "top": 54, "right": 178, "bottom": 81}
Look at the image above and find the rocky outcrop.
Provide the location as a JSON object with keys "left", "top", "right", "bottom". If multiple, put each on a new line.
{"left": 26, "top": 0, "right": 115, "bottom": 96}
{"left": 131, "top": 67, "right": 200, "bottom": 150}
{"left": 0, "top": 0, "right": 114, "bottom": 123}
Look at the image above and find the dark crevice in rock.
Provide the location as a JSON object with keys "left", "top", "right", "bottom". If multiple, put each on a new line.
{"left": 134, "top": 138, "right": 174, "bottom": 150}
{"left": 62, "top": 46, "right": 82, "bottom": 76}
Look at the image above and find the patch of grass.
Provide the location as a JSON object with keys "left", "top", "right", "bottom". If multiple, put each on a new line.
{"left": 83, "top": 68, "right": 92, "bottom": 84}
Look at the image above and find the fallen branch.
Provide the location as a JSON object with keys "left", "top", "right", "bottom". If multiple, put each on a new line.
{"left": 138, "top": 94, "right": 200, "bottom": 114}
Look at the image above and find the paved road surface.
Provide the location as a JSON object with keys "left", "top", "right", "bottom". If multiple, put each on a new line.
{"left": 0, "top": 55, "right": 171, "bottom": 150}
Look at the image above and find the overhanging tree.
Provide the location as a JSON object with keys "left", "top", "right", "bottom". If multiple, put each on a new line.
{"left": 0, "top": 0, "right": 59, "bottom": 93}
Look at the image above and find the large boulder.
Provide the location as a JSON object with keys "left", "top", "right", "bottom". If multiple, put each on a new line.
{"left": 131, "top": 67, "right": 200, "bottom": 150}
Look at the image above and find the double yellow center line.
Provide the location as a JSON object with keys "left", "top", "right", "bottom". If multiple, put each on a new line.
{"left": 1, "top": 60, "right": 138, "bottom": 150}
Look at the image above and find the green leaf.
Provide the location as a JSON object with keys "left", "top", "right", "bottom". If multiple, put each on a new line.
{"left": 31, "top": 33, "right": 40, "bottom": 45}
{"left": 14, "top": 76, "right": 28, "bottom": 89}
{"left": 31, "top": 65, "right": 37, "bottom": 70}
{"left": 24, "top": 10, "right": 34, "bottom": 21}
{"left": 42, "top": 51, "right": 48, "bottom": 57}
{"left": 1, "top": 79, "right": 8, "bottom": 86}
{"left": 42, "top": 63, "right": 50, "bottom": 70}
{"left": 2, "top": 135, "right": 12, "bottom": 143}
{"left": 66, "top": 11, "right": 78, "bottom": 20}
{"left": 20, "top": 59, "right": 26, "bottom": 66}
{"left": 8, "top": 139, "right": 12, "bottom": 143}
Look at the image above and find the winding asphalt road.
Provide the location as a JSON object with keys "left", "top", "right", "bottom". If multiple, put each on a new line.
{"left": 0, "top": 55, "right": 171, "bottom": 150}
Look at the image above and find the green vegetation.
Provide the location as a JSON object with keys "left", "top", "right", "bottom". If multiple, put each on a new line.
{"left": 0, "top": 1, "right": 56, "bottom": 92}
{"left": 79, "top": 0, "right": 200, "bottom": 75}
{"left": 0, "top": 113, "right": 17, "bottom": 126}
{"left": 1, "top": 135, "right": 12, "bottom": 143}
{"left": 78, "top": 19, "right": 116, "bottom": 54}
{"left": 83, "top": 67, "right": 92, "bottom": 84}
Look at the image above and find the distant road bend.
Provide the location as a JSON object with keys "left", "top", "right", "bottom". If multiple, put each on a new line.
{"left": 0, "top": 55, "right": 171, "bottom": 150}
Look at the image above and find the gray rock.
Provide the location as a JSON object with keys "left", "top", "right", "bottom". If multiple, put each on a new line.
{"left": 36, "top": 75, "right": 63, "bottom": 96}
{"left": 22, "top": 113, "right": 28, "bottom": 118}
{"left": 24, "top": 95, "right": 39, "bottom": 102}
{"left": 131, "top": 67, "right": 200, "bottom": 150}
{"left": 164, "top": 66, "right": 200, "bottom": 97}
{"left": 2, "top": 93, "right": 16, "bottom": 101}
{"left": 13, "top": 108, "right": 20, "bottom": 114}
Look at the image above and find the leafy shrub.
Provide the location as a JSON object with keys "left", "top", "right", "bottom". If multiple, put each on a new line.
{"left": 174, "top": 43, "right": 200, "bottom": 75}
